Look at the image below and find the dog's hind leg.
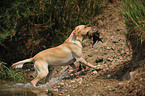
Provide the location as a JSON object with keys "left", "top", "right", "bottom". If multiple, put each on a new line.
{"left": 44, "top": 66, "right": 54, "bottom": 83}
{"left": 31, "top": 61, "right": 48, "bottom": 87}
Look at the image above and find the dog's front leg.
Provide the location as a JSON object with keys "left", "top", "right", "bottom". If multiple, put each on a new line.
{"left": 77, "top": 57, "right": 102, "bottom": 70}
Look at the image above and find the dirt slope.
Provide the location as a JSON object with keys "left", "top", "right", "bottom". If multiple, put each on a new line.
{"left": 44, "top": 1, "right": 144, "bottom": 96}
{"left": 25, "top": 1, "right": 144, "bottom": 96}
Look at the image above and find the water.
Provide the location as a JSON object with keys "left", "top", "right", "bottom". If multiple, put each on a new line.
{"left": 0, "top": 66, "right": 69, "bottom": 96}
{"left": 0, "top": 79, "right": 61, "bottom": 96}
{"left": 0, "top": 81, "right": 36, "bottom": 96}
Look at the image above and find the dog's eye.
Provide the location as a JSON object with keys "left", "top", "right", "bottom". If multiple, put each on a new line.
{"left": 84, "top": 26, "right": 87, "bottom": 28}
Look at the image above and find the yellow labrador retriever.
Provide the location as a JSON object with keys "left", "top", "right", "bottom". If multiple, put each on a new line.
{"left": 11, "top": 25, "right": 100, "bottom": 87}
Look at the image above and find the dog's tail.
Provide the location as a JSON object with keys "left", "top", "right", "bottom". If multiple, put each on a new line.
{"left": 11, "top": 58, "right": 33, "bottom": 69}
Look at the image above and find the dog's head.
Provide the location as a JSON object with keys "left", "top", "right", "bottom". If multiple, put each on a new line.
{"left": 73, "top": 25, "right": 93, "bottom": 37}
{"left": 72, "top": 25, "right": 102, "bottom": 44}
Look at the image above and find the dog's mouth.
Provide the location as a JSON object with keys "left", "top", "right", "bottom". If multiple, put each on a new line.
{"left": 88, "top": 29, "right": 103, "bottom": 47}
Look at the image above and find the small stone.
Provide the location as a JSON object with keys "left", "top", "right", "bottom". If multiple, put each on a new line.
{"left": 64, "top": 90, "right": 68, "bottom": 93}
{"left": 121, "top": 50, "right": 125, "bottom": 54}
{"left": 107, "top": 74, "right": 111, "bottom": 78}
{"left": 118, "top": 82, "right": 124, "bottom": 85}
{"left": 71, "top": 80, "right": 75, "bottom": 83}
{"left": 58, "top": 82, "right": 65, "bottom": 85}
{"left": 107, "top": 58, "right": 113, "bottom": 61}
{"left": 68, "top": 85, "right": 71, "bottom": 87}
{"left": 106, "top": 47, "right": 114, "bottom": 50}
{"left": 76, "top": 78, "right": 83, "bottom": 84}
{"left": 129, "top": 71, "right": 136, "bottom": 80}
{"left": 16, "top": 83, "right": 24, "bottom": 86}
{"left": 53, "top": 88, "right": 58, "bottom": 92}
{"left": 92, "top": 71, "right": 98, "bottom": 75}
{"left": 57, "top": 85, "right": 61, "bottom": 88}
{"left": 107, "top": 47, "right": 111, "bottom": 50}
{"left": 126, "top": 51, "right": 130, "bottom": 55}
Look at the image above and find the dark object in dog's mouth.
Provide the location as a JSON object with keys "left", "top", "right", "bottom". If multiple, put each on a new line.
{"left": 89, "top": 29, "right": 103, "bottom": 47}
{"left": 92, "top": 32, "right": 103, "bottom": 44}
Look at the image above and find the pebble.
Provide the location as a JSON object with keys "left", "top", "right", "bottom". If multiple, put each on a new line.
{"left": 107, "top": 47, "right": 111, "bottom": 50}
{"left": 58, "top": 82, "right": 65, "bottom": 86}
{"left": 71, "top": 80, "right": 75, "bottom": 83}
{"left": 76, "top": 78, "right": 83, "bottom": 84}
{"left": 92, "top": 71, "right": 98, "bottom": 75}
{"left": 68, "top": 85, "right": 71, "bottom": 87}
{"left": 57, "top": 85, "right": 61, "bottom": 88}
{"left": 107, "top": 58, "right": 113, "bottom": 61}
{"left": 53, "top": 88, "right": 59, "bottom": 92}
{"left": 107, "top": 74, "right": 111, "bottom": 78}
{"left": 15, "top": 83, "right": 24, "bottom": 86}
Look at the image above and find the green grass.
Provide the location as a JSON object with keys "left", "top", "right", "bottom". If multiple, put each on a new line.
{"left": 0, "top": 0, "right": 107, "bottom": 45}
{"left": 0, "top": 62, "right": 25, "bottom": 82}
{"left": 121, "top": 0, "right": 145, "bottom": 43}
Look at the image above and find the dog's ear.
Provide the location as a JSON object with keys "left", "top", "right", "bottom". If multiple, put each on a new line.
{"left": 71, "top": 33, "right": 76, "bottom": 41}
{"left": 73, "top": 26, "right": 81, "bottom": 36}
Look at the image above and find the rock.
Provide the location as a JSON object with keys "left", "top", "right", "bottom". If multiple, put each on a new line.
{"left": 107, "top": 58, "right": 113, "bottom": 61}
{"left": 71, "top": 80, "right": 75, "bottom": 83}
{"left": 25, "top": 83, "right": 32, "bottom": 87}
{"left": 107, "top": 74, "right": 111, "bottom": 78}
{"left": 76, "top": 78, "right": 83, "bottom": 84}
{"left": 52, "top": 88, "right": 59, "bottom": 92}
{"left": 129, "top": 71, "right": 136, "bottom": 80}
{"left": 15, "top": 83, "right": 24, "bottom": 86}
{"left": 68, "top": 85, "right": 71, "bottom": 87}
{"left": 106, "top": 47, "right": 114, "bottom": 50}
{"left": 91, "top": 70, "right": 98, "bottom": 75}
{"left": 64, "top": 90, "right": 68, "bottom": 93}
{"left": 107, "top": 47, "right": 111, "bottom": 50}
{"left": 58, "top": 82, "right": 65, "bottom": 86}
{"left": 96, "top": 64, "right": 103, "bottom": 69}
